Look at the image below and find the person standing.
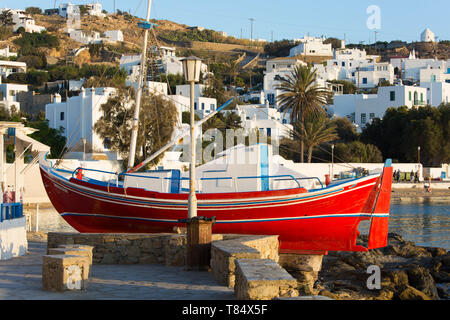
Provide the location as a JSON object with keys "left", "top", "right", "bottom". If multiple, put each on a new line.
{"left": 410, "top": 170, "right": 414, "bottom": 183}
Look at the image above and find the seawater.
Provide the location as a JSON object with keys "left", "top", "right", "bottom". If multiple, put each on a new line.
{"left": 389, "top": 203, "right": 450, "bottom": 250}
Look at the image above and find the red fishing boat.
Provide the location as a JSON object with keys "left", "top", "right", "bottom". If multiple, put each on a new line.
{"left": 39, "top": 0, "right": 392, "bottom": 253}
{"left": 39, "top": 147, "right": 392, "bottom": 252}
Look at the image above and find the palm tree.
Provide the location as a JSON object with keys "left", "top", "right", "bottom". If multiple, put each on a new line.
{"left": 293, "top": 114, "right": 338, "bottom": 163}
{"left": 226, "top": 59, "right": 240, "bottom": 87}
{"left": 275, "top": 64, "right": 332, "bottom": 162}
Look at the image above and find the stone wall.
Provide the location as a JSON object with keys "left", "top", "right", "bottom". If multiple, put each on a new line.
{"left": 47, "top": 232, "right": 223, "bottom": 266}
{"left": 210, "top": 235, "right": 279, "bottom": 287}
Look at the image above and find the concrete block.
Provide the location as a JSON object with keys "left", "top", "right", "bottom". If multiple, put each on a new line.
{"left": 42, "top": 254, "right": 90, "bottom": 292}
{"left": 234, "top": 259, "right": 298, "bottom": 300}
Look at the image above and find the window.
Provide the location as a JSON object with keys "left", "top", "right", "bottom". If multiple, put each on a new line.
{"left": 420, "top": 93, "right": 424, "bottom": 102}
{"left": 194, "top": 102, "right": 197, "bottom": 110}
{"left": 201, "top": 103, "right": 205, "bottom": 110}
{"left": 210, "top": 104, "right": 215, "bottom": 111}
{"left": 409, "top": 91, "right": 412, "bottom": 101}
{"left": 267, "top": 128, "right": 272, "bottom": 137}
{"left": 369, "top": 113, "right": 375, "bottom": 121}
{"left": 60, "top": 112, "right": 64, "bottom": 121}
{"left": 362, "top": 78, "right": 367, "bottom": 84}
{"left": 342, "top": 62, "right": 345, "bottom": 67}
{"left": 361, "top": 113, "right": 366, "bottom": 124}
{"left": 390, "top": 91, "right": 395, "bottom": 101}
{"left": 282, "top": 119, "right": 287, "bottom": 124}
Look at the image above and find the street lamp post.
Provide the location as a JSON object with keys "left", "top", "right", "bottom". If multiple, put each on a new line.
{"left": 418, "top": 146, "right": 421, "bottom": 164}
{"left": 180, "top": 56, "right": 215, "bottom": 271}
{"left": 331, "top": 144, "right": 335, "bottom": 181}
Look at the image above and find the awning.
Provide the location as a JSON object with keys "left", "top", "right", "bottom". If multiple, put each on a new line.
{"left": 15, "top": 131, "right": 50, "bottom": 153}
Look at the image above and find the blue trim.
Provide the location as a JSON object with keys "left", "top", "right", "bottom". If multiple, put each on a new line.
{"left": 60, "top": 212, "right": 389, "bottom": 224}
{"left": 0, "top": 202, "right": 23, "bottom": 222}
{"left": 384, "top": 159, "right": 392, "bottom": 168}
{"left": 260, "top": 144, "right": 269, "bottom": 191}
{"left": 170, "top": 170, "right": 181, "bottom": 194}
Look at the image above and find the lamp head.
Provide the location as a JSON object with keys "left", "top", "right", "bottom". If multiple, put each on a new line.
{"left": 181, "top": 56, "right": 202, "bottom": 82}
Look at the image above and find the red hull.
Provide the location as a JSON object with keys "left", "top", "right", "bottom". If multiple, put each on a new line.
{"left": 40, "top": 164, "right": 392, "bottom": 252}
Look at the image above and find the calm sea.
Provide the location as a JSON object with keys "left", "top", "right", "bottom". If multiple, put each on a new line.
{"left": 389, "top": 203, "right": 450, "bottom": 250}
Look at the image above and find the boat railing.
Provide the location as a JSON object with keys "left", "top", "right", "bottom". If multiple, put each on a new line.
{"left": 0, "top": 202, "right": 24, "bottom": 223}
{"left": 71, "top": 167, "right": 324, "bottom": 193}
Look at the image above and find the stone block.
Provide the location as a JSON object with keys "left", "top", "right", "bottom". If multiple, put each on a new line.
{"left": 42, "top": 254, "right": 90, "bottom": 292}
{"left": 56, "top": 245, "right": 94, "bottom": 264}
{"left": 234, "top": 259, "right": 298, "bottom": 300}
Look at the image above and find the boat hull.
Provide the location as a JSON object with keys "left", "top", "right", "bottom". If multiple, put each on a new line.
{"left": 40, "top": 165, "right": 392, "bottom": 252}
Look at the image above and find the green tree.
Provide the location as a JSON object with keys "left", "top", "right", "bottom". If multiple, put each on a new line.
{"left": 276, "top": 64, "right": 332, "bottom": 162}
{"left": 94, "top": 89, "right": 179, "bottom": 167}
{"left": 28, "top": 119, "right": 67, "bottom": 159}
{"left": 0, "top": 10, "right": 14, "bottom": 26}
{"left": 25, "top": 7, "right": 42, "bottom": 15}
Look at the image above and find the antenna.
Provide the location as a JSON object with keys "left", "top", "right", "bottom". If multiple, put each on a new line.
{"left": 249, "top": 18, "right": 254, "bottom": 41}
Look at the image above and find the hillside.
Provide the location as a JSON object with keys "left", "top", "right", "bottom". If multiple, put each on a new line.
{"left": 14, "top": 12, "right": 264, "bottom": 65}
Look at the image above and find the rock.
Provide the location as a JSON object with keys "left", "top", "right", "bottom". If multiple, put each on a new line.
{"left": 332, "top": 280, "right": 364, "bottom": 292}
{"left": 436, "top": 283, "right": 450, "bottom": 299}
{"left": 407, "top": 266, "right": 439, "bottom": 299}
{"left": 294, "top": 271, "right": 318, "bottom": 295}
{"left": 425, "top": 247, "right": 447, "bottom": 257}
{"left": 398, "top": 285, "right": 431, "bottom": 300}
{"left": 432, "top": 271, "right": 450, "bottom": 283}
{"left": 384, "top": 269, "right": 409, "bottom": 288}
{"left": 375, "top": 288, "right": 395, "bottom": 300}
{"left": 318, "top": 289, "right": 339, "bottom": 300}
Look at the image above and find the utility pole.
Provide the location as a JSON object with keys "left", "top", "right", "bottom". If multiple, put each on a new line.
{"left": 271, "top": 30, "right": 273, "bottom": 42}
{"left": 249, "top": 18, "right": 254, "bottom": 42}
{"left": 240, "top": 28, "right": 243, "bottom": 39}
{"left": 114, "top": 0, "right": 116, "bottom": 15}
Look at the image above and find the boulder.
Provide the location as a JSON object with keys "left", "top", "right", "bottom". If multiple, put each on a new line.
{"left": 398, "top": 285, "right": 431, "bottom": 300}
{"left": 407, "top": 266, "right": 439, "bottom": 299}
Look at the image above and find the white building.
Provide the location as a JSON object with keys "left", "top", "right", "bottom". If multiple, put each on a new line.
{"left": 69, "top": 29, "right": 102, "bottom": 44}
{"left": 421, "top": 82, "right": 450, "bottom": 106}
{"left": 85, "top": 2, "right": 105, "bottom": 18}
{"left": 0, "top": 83, "right": 28, "bottom": 112}
{"left": 233, "top": 103, "right": 292, "bottom": 139}
{"left": 0, "top": 46, "right": 17, "bottom": 58}
{"left": 45, "top": 87, "right": 117, "bottom": 153}
{"left": 0, "top": 60, "right": 27, "bottom": 78}
{"left": 263, "top": 57, "right": 306, "bottom": 107}
{"left": 0, "top": 9, "right": 46, "bottom": 33}
{"left": 103, "top": 30, "right": 123, "bottom": 43}
{"left": 289, "top": 35, "right": 332, "bottom": 57}
{"left": 59, "top": 2, "right": 105, "bottom": 18}
{"left": 313, "top": 48, "right": 390, "bottom": 89}
{"left": 329, "top": 85, "right": 428, "bottom": 128}
{"left": 120, "top": 51, "right": 208, "bottom": 85}
{"left": 58, "top": 3, "right": 77, "bottom": 18}
{"left": 421, "top": 28, "right": 435, "bottom": 42}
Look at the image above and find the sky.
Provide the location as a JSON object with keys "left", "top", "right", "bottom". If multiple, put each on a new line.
{"left": 2, "top": 0, "right": 449, "bottom": 44}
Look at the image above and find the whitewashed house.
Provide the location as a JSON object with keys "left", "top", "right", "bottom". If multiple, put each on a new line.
{"left": 421, "top": 82, "right": 450, "bottom": 106}
{"left": 289, "top": 35, "right": 332, "bottom": 57}
{"left": 103, "top": 30, "right": 123, "bottom": 43}
{"left": 0, "top": 60, "right": 27, "bottom": 78}
{"left": 85, "top": 2, "right": 105, "bottom": 18}
{"left": 0, "top": 83, "right": 28, "bottom": 112}
{"left": 0, "top": 46, "right": 17, "bottom": 58}
{"left": 329, "top": 85, "right": 428, "bottom": 128}
{"left": 58, "top": 3, "right": 78, "bottom": 18}
{"left": 0, "top": 9, "right": 46, "bottom": 33}
{"left": 263, "top": 58, "right": 306, "bottom": 107}
{"left": 69, "top": 29, "right": 102, "bottom": 44}
{"left": 45, "top": 87, "right": 117, "bottom": 153}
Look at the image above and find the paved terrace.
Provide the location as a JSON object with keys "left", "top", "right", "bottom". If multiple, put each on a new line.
{"left": 0, "top": 241, "right": 235, "bottom": 300}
